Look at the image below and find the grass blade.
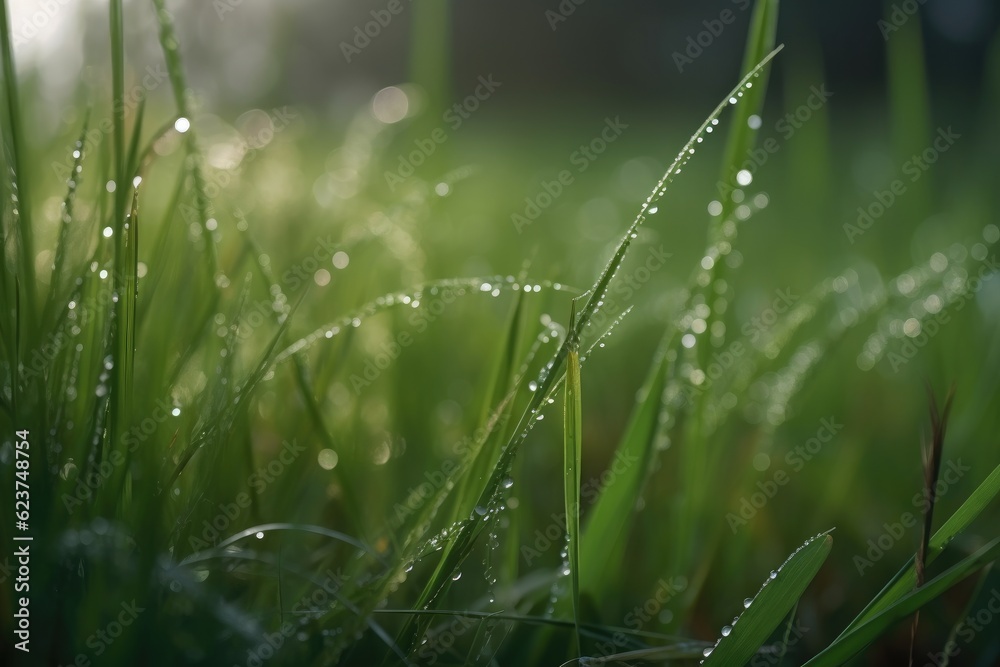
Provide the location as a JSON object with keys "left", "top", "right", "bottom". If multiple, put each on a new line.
{"left": 804, "top": 537, "right": 1000, "bottom": 666}
{"left": 701, "top": 532, "right": 832, "bottom": 666}
{"left": 578, "top": 343, "right": 669, "bottom": 602}
{"left": 0, "top": 0, "right": 36, "bottom": 323}
{"left": 396, "top": 46, "right": 786, "bottom": 656}
{"left": 841, "top": 459, "right": 1000, "bottom": 632}
{"left": 563, "top": 342, "right": 583, "bottom": 654}
{"left": 886, "top": 0, "right": 932, "bottom": 228}
{"left": 46, "top": 112, "right": 90, "bottom": 322}
{"left": 150, "top": 0, "right": 218, "bottom": 275}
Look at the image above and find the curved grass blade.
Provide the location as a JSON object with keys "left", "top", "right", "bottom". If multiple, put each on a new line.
{"left": 702, "top": 532, "right": 832, "bottom": 666}
{"left": 804, "top": 536, "right": 1000, "bottom": 666}
{"left": 841, "top": 460, "right": 1000, "bottom": 633}
{"left": 275, "top": 276, "right": 566, "bottom": 363}
{"left": 180, "top": 522, "right": 381, "bottom": 565}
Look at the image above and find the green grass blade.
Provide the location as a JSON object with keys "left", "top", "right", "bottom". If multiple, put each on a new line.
{"left": 804, "top": 536, "right": 1000, "bottom": 666}
{"left": 715, "top": 0, "right": 779, "bottom": 199}
{"left": 885, "top": 0, "right": 932, "bottom": 227}
{"left": 679, "top": 1, "right": 780, "bottom": 600}
{"left": 842, "top": 460, "right": 1000, "bottom": 632}
{"left": 447, "top": 288, "right": 525, "bottom": 526}
{"left": 149, "top": 0, "right": 217, "bottom": 275}
{"left": 0, "top": 0, "right": 37, "bottom": 323}
{"left": 702, "top": 532, "right": 832, "bottom": 666}
{"left": 125, "top": 97, "right": 146, "bottom": 182}
{"left": 46, "top": 113, "right": 90, "bottom": 318}
{"left": 938, "top": 567, "right": 992, "bottom": 667}
{"left": 578, "top": 344, "right": 668, "bottom": 602}
{"left": 290, "top": 352, "right": 365, "bottom": 537}
{"left": 397, "top": 48, "right": 785, "bottom": 656}
{"left": 563, "top": 344, "right": 583, "bottom": 654}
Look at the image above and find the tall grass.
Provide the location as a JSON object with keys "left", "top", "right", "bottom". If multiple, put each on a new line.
{"left": 0, "top": 1, "right": 998, "bottom": 666}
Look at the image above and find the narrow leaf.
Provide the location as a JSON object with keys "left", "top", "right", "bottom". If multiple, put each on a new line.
{"left": 564, "top": 344, "right": 583, "bottom": 654}
{"left": 703, "top": 533, "right": 832, "bottom": 666}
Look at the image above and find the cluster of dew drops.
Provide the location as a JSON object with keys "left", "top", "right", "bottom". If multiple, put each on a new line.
{"left": 856, "top": 223, "right": 1000, "bottom": 372}
{"left": 275, "top": 276, "right": 572, "bottom": 364}
{"left": 699, "top": 532, "right": 829, "bottom": 662}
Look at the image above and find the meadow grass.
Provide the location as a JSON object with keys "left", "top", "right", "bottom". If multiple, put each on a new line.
{"left": 1, "top": 1, "right": 999, "bottom": 665}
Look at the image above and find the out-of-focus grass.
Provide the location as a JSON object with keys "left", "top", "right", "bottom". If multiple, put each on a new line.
{"left": 1, "top": 1, "right": 999, "bottom": 665}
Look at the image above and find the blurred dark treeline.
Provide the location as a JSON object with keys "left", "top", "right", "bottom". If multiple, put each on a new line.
{"left": 94, "top": 0, "right": 997, "bottom": 114}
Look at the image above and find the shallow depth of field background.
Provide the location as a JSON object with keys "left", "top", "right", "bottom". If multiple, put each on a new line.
{"left": 3, "top": 0, "right": 1000, "bottom": 665}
